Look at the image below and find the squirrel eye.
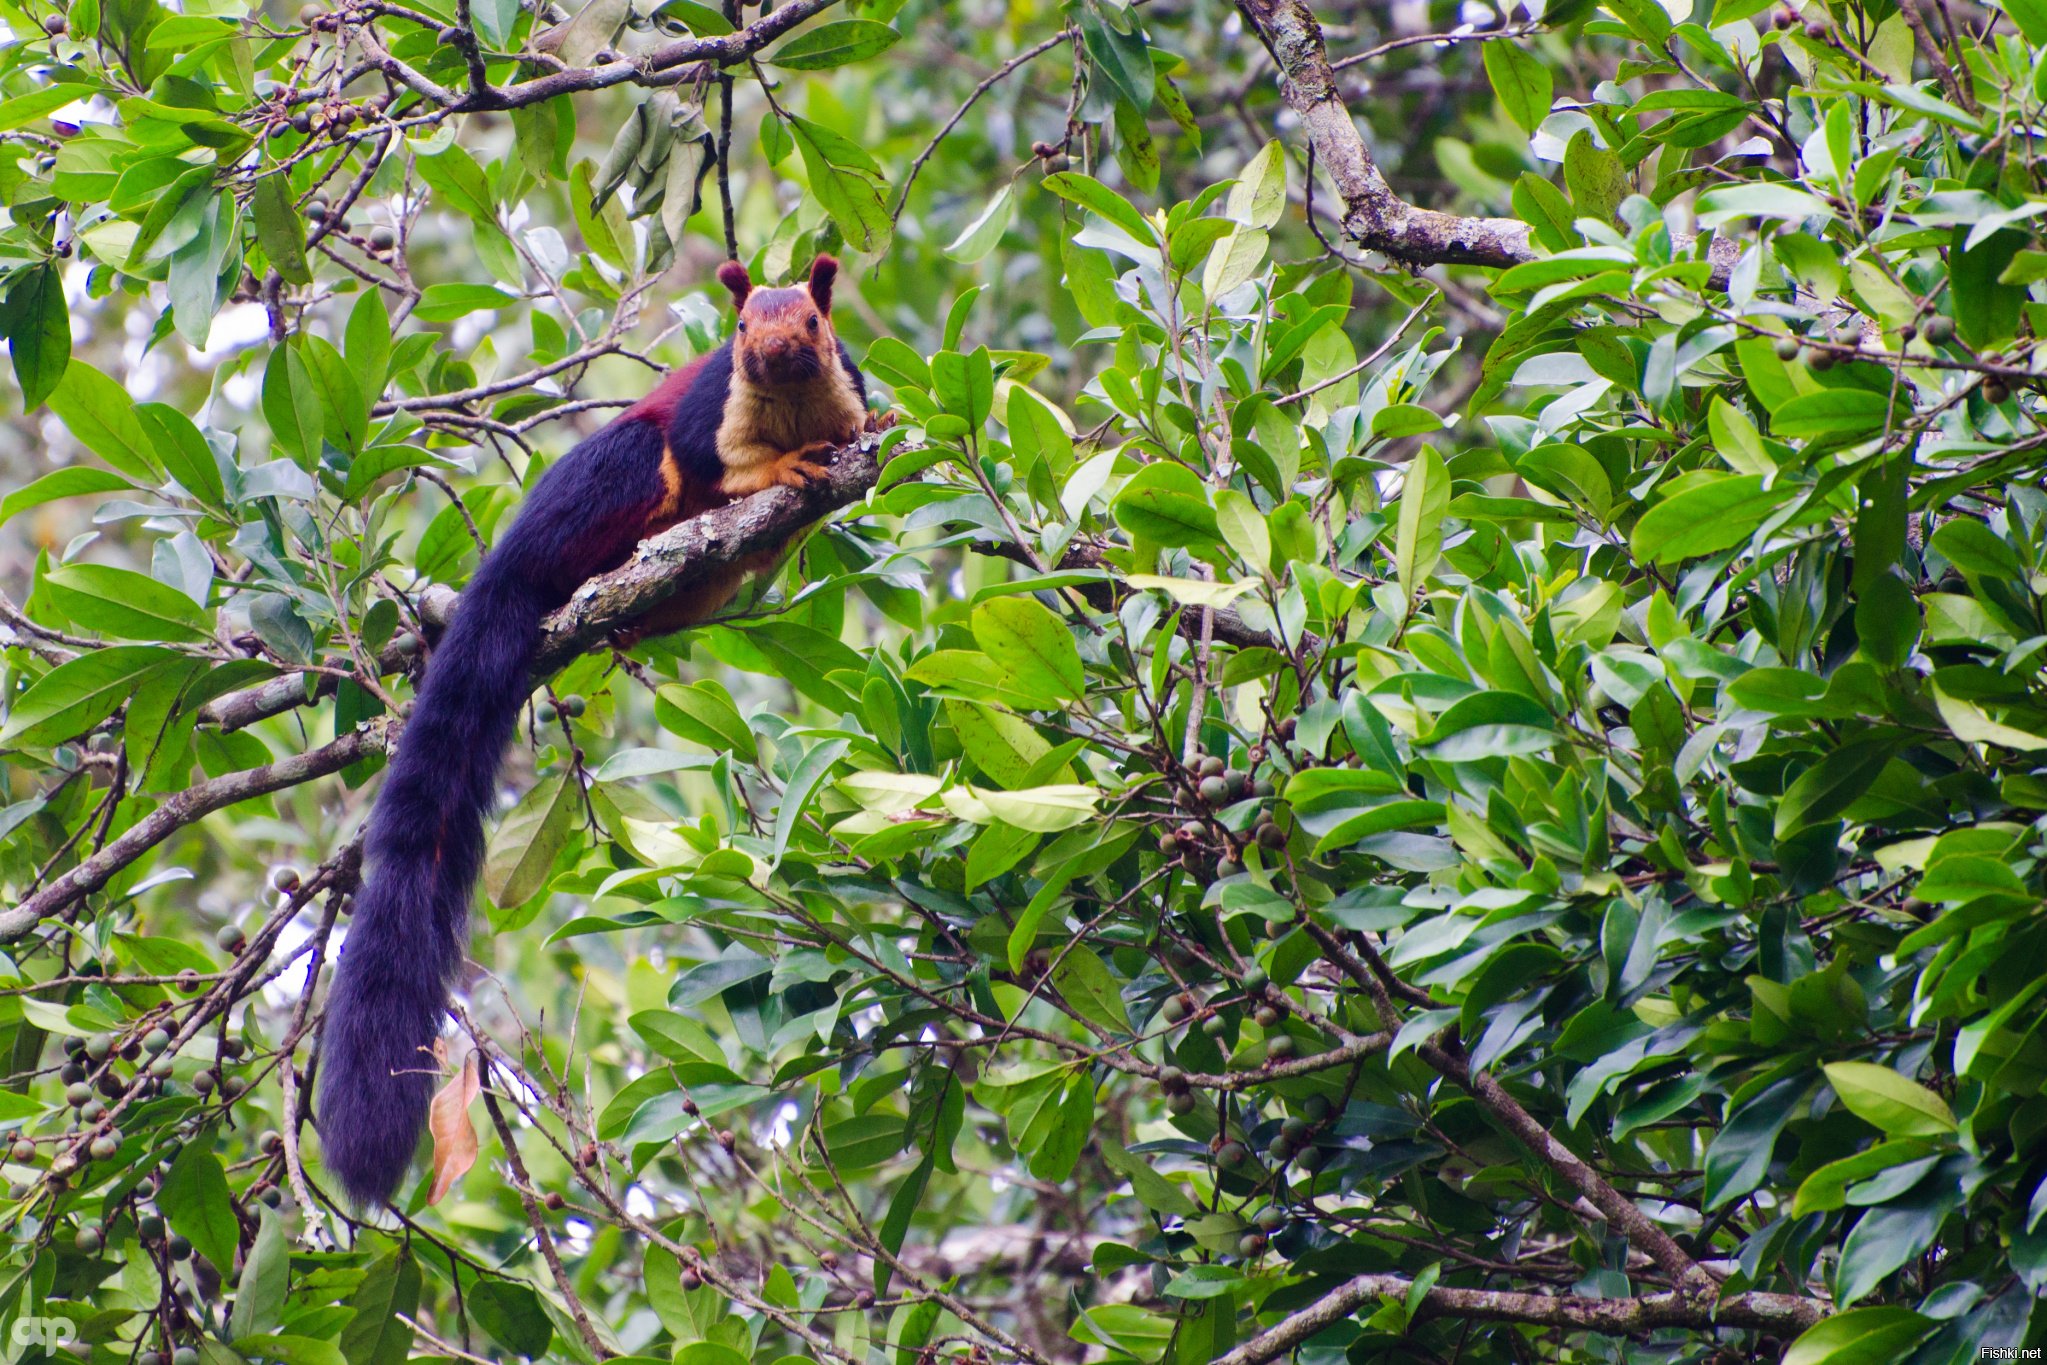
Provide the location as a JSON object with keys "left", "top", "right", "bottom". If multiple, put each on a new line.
{"left": 736, "top": 319, "right": 747, "bottom": 332}
{"left": 807, "top": 316, "right": 819, "bottom": 331}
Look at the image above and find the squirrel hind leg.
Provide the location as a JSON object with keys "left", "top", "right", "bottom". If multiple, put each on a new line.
{"left": 617, "top": 562, "right": 750, "bottom": 642}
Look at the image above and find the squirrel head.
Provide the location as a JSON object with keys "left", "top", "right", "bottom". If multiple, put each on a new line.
{"left": 718, "top": 256, "right": 840, "bottom": 386}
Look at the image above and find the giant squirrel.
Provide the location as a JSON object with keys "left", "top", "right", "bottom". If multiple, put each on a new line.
{"left": 319, "top": 255, "right": 876, "bottom": 1205}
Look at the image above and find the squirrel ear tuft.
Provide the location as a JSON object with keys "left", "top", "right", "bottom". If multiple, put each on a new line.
{"left": 807, "top": 255, "right": 839, "bottom": 314}
{"left": 716, "top": 260, "right": 752, "bottom": 309}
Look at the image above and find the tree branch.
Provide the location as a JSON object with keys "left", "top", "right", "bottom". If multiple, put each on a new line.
{"left": 352, "top": 0, "right": 839, "bottom": 113}
{"left": 1235, "top": 0, "right": 1741, "bottom": 281}
{"left": 1212, "top": 1272, "right": 1828, "bottom": 1365}
{"left": 0, "top": 728, "right": 384, "bottom": 942}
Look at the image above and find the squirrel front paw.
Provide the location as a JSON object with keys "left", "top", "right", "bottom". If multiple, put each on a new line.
{"left": 865, "top": 410, "right": 899, "bottom": 434}
{"left": 773, "top": 441, "right": 839, "bottom": 489}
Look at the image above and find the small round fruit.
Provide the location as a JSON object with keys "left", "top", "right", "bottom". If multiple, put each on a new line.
{"left": 1256, "top": 823, "right": 1285, "bottom": 850}
{"left": 1202, "top": 1013, "right": 1229, "bottom": 1036}
{"left": 562, "top": 694, "right": 586, "bottom": 718}
{"left": 9, "top": 1140, "right": 32, "bottom": 1162}
{"left": 544, "top": 1190, "right": 566, "bottom": 1210}
{"left": 42, "top": 13, "right": 65, "bottom": 35}
{"left": 1804, "top": 15, "right": 1828, "bottom": 36}
{"left": 59, "top": 1063, "right": 85, "bottom": 1085}
{"left": 1280, "top": 1116, "right": 1310, "bottom": 1141}
{"left": 306, "top": 200, "right": 329, "bottom": 221}
{"left": 1242, "top": 968, "right": 1269, "bottom": 993}
{"left": 62, "top": 1036, "right": 84, "bottom": 1059}
{"left": 1175, "top": 821, "right": 1204, "bottom": 844}
{"left": 259, "top": 1185, "right": 283, "bottom": 1208}
{"left": 1216, "top": 857, "right": 1242, "bottom": 878}
{"left": 64, "top": 1082, "right": 91, "bottom": 1108}
{"left": 1253, "top": 1005, "right": 1281, "bottom": 1028}
{"left": 1808, "top": 350, "right": 1835, "bottom": 372}
{"left": 535, "top": 702, "right": 558, "bottom": 725}
{"left": 1159, "top": 995, "right": 1188, "bottom": 1025}
{"left": 393, "top": 631, "right": 421, "bottom": 656}
{"left": 1277, "top": 717, "right": 1297, "bottom": 740}
{"left": 1216, "top": 1140, "right": 1249, "bottom": 1168}
{"left": 1267, "top": 1035, "right": 1296, "bottom": 1060}
{"left": 1268, "top": 1134, "right": 1296, "bottom": 1162}
{"left": 298, "top": 3, "right": 323, "bottom": 21}
{"left": 193, "top": 1070, "right": 217, "bottom": 1095}
{"left": 1254, "top": 1206, "right": 1285, "bottom": 1233}
{"left": 168, "top": 1234, "right": 193, "bottom": 1260}
{"left": 89, "top": 1135, "right": 118, "bottom": 1160}
{"left": 259, "top": 1129, "right": 282, "bottom": 1154}
{"left": 1774, "top": 336, "right": 1801, "bottom": 361}
{"left": 1197, "top": 755, "right": 1225, "bottom": 779}
{"left": 1237, "top": 1231, "right": 1267, "bottom": 1256}
{"left": 84, "top": 1034, "right": 111, "bottom": 1063}
{"left": 1302, "top": 1094, "right": 1332, "bottom": 1123}
{"left": 216, "top": 924, "right": 246, "bottom": 952}
{"left": 1295, "top": 1145, "right": 1328, "bottom": 1173}
{"left": 176, "top": 969, "right": 200, "bottom": 994}
{"left": 1158, "top": 1066, "right": 1188, "bottom": 1094}
{"left": 369, "top": 225, "right": 397, "bottom": 251}
{"left": 221, "top": 1038, "right": 244, "bottom": 1060}
{"left": 1251, "top": 777, "right": 1275, "bottom": 799}
{"left": 143, "top": 1028, "right": 170, "bottom": 1054}
{"left": 75, "top": 1223, "right": 102, "bottom": 1252}
{"left": 139, "top": 1214, "right": 165, "bottom": 1241}
{"left": 1198, "top": 776, "right": 1229, "bottom": 805}
{"left": 1166, "top": 1091, "right": 1197, "bottom": 1115}
{"left": 176, "top": 1349, "right": 201, "bottom": 1365}
{"left": 1156, "top": 833, "right": 1179, "bottom": 856}
{"left": 1984, "top": 379, "right": 2011, "bottom": 404}
{"left": 289, "top": 111, "right": 312, "bottom": 134}
{"left": 149, "top": 1057, "right": 174, "bottom": 1079}
{"left": 221, "top": 1075, "right": 247, "bottom": 1098}
{"left": 96, "top": 1071, "right": 123, "bottom": 1098}
{"left": 272, "top": 866, "right": 300, "bottom": 893}
{"left": 1924, "top": 316, "right": 1955, "bottom": 344}
{"left": 80, "top": 1101, "right": 105, "bottom": 1123}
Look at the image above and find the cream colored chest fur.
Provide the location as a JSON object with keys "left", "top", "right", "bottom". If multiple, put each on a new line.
{"left": 716, "top": 364, "right": 865, "bottom": 468}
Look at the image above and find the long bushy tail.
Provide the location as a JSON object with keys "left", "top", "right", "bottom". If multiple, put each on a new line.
{"left": 319, "top": 561, "right": 545, "bottom": 1205}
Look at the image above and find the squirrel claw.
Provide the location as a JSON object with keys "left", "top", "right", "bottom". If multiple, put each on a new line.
{"left": 866, "top": 410, "right": 899, "bottom": 434}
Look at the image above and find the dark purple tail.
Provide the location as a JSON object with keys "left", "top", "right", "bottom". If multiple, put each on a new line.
{"left": 318, "top": 561, "right": 545, "bottom": 1205}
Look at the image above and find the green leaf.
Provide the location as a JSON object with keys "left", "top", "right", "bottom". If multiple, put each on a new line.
{"left": 137, "top": 403, "right": 226, "bottom": 507}
{"left": 1822, "top": 1061, "right": 1957, "bottom": 1137}
{"left": 0, "top": 646, "right": 183, "bottom": 747}
{"left": 787, "top": 113, "right": 892, "bottom": 254}
{"left": 158, "top": 1146, "right": 238, "bottom": 1275}
{"left": 483, "top": 774, "right": 578, "bottom": 911}
{"left": 1630, "top": 475, "right": 1785, "bottom": 565}
{"left": 41, "top": 563, "right": 214, "bottom": 642}
{"left": 768, "top": 19, "right": 901, "bottom": 68}
{"left": 252, "top": 173, "right": 310, "bottom": 286}
{"left": 1042, "top": 171, "right": 1158, "bottom": 244}
{"left": 470, "top": 1280, "right": 554, "bottom": 1358}
{"left": 1112, "top": 462, "right": 1218, "bottom": 549}
{"left": 338, "top": 1248, "right": 420, "bottom": 1365}
{"left": 230, "top": 1207, "right": 289, "bottom": 1341}
{"left": 1077, "top": 3, "right": 1153, "bottom": 110}
{"left": 1225, "top": 141, "right": 1286, "bottom": 230}
{"left": 1782, "top": 1307, "right": 1931, "bottom": 1365}
{"left": 971, "top": 597, "right": 1084, "bottom": 704}
{"left": 49, "top": 360, "right": 162, "bottom": 481}
{"left": 262, "top": 342, "right": 325, "bottom": 469}
{"left": 1051, "top": 949, "right": 1130, "bottom": 1032}
{"left": 1773, "top": 388, "right": 1893, "bottom": 440}
{"left": 4, "top": 263, "right": 69, "bottom": 408}
{"left": 1774, "top": 742, "right": 1893, "bottom": 836}
{"left": 945, "top": 184, "right": 1013, "bottom": 263}
{"left": 0, "top": 467, "right": 131, "bottom": 527}
{"left": 414, "top": 283, "right": 517, "bottom": 322}
{"left": 1394, "top": 447, "right": 1449, "bottom": 594}
{"left": 1483, "top": 40, "right": 1552, "bottom": 133}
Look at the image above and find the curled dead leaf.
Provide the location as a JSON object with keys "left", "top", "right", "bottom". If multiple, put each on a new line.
{"left": 425, "top": 1048, "right": 481, "bottom": 1206}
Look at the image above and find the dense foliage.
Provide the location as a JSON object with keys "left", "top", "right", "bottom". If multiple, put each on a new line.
{"left": 1, "top": 0, "right": 2046, "bottom": 1361}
